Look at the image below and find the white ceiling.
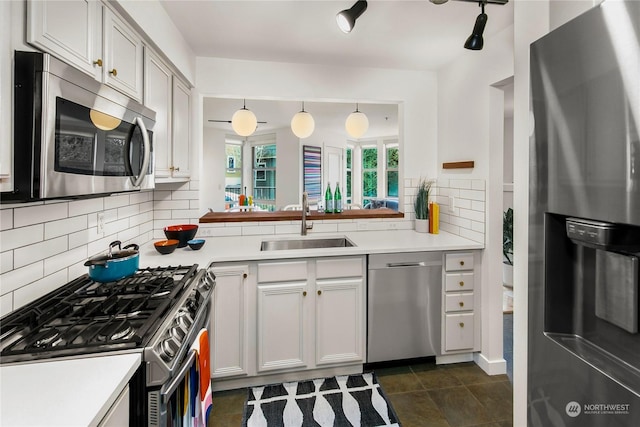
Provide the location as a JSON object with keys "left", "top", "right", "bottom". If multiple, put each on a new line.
{"left": 160, "top": 0, "right": 514, "bottom": 71}
{"left": 160, "top": 0, "right": 514, "bottom": 136}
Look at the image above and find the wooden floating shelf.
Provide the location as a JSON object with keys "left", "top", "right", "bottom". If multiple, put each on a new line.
{"left": 442, "top": 161, "right": 475, "bottom": 169}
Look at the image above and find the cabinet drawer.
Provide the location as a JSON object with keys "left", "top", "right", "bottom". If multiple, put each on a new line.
{"left": 445, "top": 253, "right": 474, "bottom": 271}
{"left": 445, "top": 293, "right": 474, "bottom": 312}
{"left": 445, "top": 272, "right": 474, "bottom": 291}
{"left": 445, "top": 313, "right": 475, "bottom": 351}
{"left": 258, "top": 261, "right": 307, "bottom": 283}
{"left": 316, "top": 257, "right": 363, "bottom": 279}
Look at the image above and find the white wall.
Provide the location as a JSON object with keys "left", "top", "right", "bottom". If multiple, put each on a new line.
{"left": 436, "top": 24, "right": 514, "bottom": 377}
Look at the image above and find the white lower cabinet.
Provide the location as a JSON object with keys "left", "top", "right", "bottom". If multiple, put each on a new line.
{"left": 257, "top": 281, "right": 309, "bottom": 372}
{"left": 210, "top": 264, "right": 249, "bottom": 378}
{"left": 442, "top": 252, "right": 479, "bottom": 354}
{"left": 98, "top": 385, "right": 129, "bottom": 427}
{"left": 211, "top": 256, "right": 365, "bottom": 387}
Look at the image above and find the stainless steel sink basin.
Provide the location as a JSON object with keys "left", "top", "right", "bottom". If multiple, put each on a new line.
{"left": 260, "top": 236, "right": 356, "bottom": 251}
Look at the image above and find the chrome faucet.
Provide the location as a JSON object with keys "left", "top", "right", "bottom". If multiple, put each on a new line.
{"left": 301, "top": 191, "right": 313, "bottom": 236}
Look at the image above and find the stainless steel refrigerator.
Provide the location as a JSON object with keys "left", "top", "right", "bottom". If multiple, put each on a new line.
{"left": 529, "top": 1, "right": 640, "bottom": 426}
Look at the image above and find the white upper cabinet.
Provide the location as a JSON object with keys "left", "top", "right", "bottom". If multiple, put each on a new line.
{"left": 27, "top": 0, "right": 102, "bottom": 80}
{"left": 145, "top": 49, "right": 192, "bottom": 182}
{"left": 170, "top": 78, "right": 192, "bottom": 180}
{"left": 144, "top": 49, "right": 172, "bottom": 178}
{"left": 102, "top": 8, "right": 143, "bottom": 101}
{"left": 28, "top": 1, "right": 144, "bottom": 102}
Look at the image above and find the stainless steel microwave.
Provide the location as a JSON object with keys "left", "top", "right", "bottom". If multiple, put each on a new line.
{"left": 2, "top": 51, "right": 155, "bottom": 203}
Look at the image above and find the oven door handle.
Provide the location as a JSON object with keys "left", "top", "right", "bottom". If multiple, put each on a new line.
{"left": 161, "top": 349, "right": 197, "bottom": 404}
{"left": 130, "top": 116, "right": 151, "bottom": 187}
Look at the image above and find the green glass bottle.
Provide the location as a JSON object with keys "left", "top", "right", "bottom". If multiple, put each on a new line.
{"left": 334, "top": 182, "right": 342, "bottom": 213}
{"left": 325, "top": 183, "right": 334, "bottom": 214}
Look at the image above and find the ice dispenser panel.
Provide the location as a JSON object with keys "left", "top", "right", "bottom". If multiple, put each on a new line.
{"left": 595, "top": 250, "right": 638, "bottom": 333}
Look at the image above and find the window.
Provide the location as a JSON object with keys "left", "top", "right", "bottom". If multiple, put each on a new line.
{"left": 346, "top": 147, "right": 353, "bottom": 204}
{"left": 224, "top": 141, "right": 242, "bottom": 208}
{"left": 362, "top": 146, "right": 377, "bottom": 206}
{"left": 252, "top": 143, "right": 276, "bottom": 211}
{"left": 385, "top": 144, "right": 399, "bottom": 198}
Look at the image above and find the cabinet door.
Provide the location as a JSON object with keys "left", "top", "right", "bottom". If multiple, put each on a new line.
{"left": 103, "top": 9, "right": 143, "bottom": 101}
{"left": 316, "top": 278, "right": 364, "bottom": 365}
{"left": 144, "top": 49, "right": 172, "bottom": 179}
{"left": 210, "top": 265, "right": 249, "bottom": 378}
{"left": 27, "top": 0, "right": 102, "bottom": 80}
{"left": 445, "top": 313, "right": 475, "bottom": 351}
{"left": 98, "top": 386, "right": 129, "bottom": 427}
{"left": 171, "top": 78, "right": 191, "bottom": 179}
{"left": 1, "top": 2, "right": 12, "bottom": 191}
{"left": 257, "top": 282, "right": 309, "bottom": 372}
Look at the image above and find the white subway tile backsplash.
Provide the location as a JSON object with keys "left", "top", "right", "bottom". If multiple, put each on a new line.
{"left": 1, "top": 209, "right": 13, "bottom": 231}
{"left": 1, "top": 251, "right": 13, "bottom": 273}
{"left": 471, "top": 200, "right": 485, "bottom": 212}
{"left": 130, "top": 211, "right": 153, "bottom": 227}
{"left": 0, "top": 292, "right": 13, "bottom": 317}
{"left": 0, "top": 261, "right": 44, "bottom": 294}
{"left": 274, "top": 224, "right": 299, "bottom": 234}
{"left": 171, "top": 209, "right": 202, "bottom": 219}
{"left": 104, "top": 194, "right": 131, "bottom": 210}
{"left": 45, "top": 216, "right": 88, "bottom": 240}
{"left": 459, "top": 208, "right": 484, "bottom": 223}
{"left": 118, "top": 225, "right": 141, "bottom": 243}
{"left": 68, "top": 198, "right": 104, "bottom": 216}
{"left": 154, "top": 200, "right": 190, "bottom": 210}
{"left": 472, "top": 221, "right": 485, "bottom": 233}
{"left": 140, "top": 201, "right": 154, "bottom": 213}
{"left": 104, "top": 218, "right": 129, "bottom": 236}
{"left": 14, "top": 269, "right": 68, "bottom": 311}
{"left": 242, "top": 225, "right": 275, "bottom": 236}
{"left": 450, "top": 179, "right": 472, "bottom": 189}
{"left": 153, "top": 190, "right": 173, "bottom": 201}
{"left": 459, "top": 189, "right": 485, "bottom": 201}
{"left": 472, "top": 180, "right": 485, "bottom": 190}
{"left": 14, "top": 203, "right": 67, "bottom": 228}
{"left": 171, "top": 190, "right": 199, "bottom": 200}
{"left": 117, "top": 204, "right": 140, "bottom": 219}
{"left": 130, "top": 190, "right": 152, "bottom": 204}
{"left": 459, "top": 228, "right": 484, "bottom": 243}
{"left": 154, "top": 210, "right": 172, "bottom": 220}
{"left": 44, "top": 246, "right": 87, "bottom": 276}
{"left": 14, "top": 236, "right": 68, "bottom": 269}
{"left": 0, "top": 224, "right": 44, "bottom": 252}
{"left": 455, "top": 198, "right": 472, "bottom": 210}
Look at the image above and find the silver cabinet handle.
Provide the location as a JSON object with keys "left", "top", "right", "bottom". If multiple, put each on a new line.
{"left": 131, "top": 117, "right": 151, "bottom": 187}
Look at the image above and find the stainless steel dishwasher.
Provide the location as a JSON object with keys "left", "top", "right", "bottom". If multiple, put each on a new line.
{"left": 367, "top": 252, "right": 442, "bottom": 363}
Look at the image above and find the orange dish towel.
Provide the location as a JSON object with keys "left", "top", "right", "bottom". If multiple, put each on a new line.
{"left": 191, "top": 328, "right": 212, "bottom": 427}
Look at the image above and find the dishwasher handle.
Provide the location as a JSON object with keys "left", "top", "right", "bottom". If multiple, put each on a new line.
{"left": 386, "top": 262, "right": 425, "bottom": 268}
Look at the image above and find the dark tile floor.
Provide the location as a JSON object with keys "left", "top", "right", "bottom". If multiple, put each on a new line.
{"left": 209, "top": 361, "right": 513, "bottom": 427}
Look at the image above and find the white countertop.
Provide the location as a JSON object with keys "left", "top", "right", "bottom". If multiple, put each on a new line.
{"left": 139, "top": 229, "right": 484, "bottom": 268}
{"left": 1, "top": 353, "right": 141, "bottom": 427}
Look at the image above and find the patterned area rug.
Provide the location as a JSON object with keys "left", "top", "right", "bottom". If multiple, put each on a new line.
{"left": 242, "top": 372, "right": 401, "bottom": 427}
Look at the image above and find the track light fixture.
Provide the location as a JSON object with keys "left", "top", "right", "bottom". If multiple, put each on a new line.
{"left": 464, "top": 1, "right": 488, "bottom": 50}
{"left": 231, "top": 99, "right": 258, "bottom": 137}
{"left": 336, "top": 0, "right": 368, "bottom": 34}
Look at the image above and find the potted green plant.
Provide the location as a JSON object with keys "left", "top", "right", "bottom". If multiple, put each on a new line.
{"left": 503, "top": 207, "right": 514, "bottom": 287}
{"left": 414, "top": 179, "right": 432, "bottom": 233}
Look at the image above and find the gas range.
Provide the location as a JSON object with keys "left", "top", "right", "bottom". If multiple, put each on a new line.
{"left": 0, "top": 264, "right": 214, "bottom": 371}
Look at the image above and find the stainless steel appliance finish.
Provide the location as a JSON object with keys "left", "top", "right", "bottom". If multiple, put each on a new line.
{"left": 260, "top": 236, "right": 356, "bottom": 251}
{"left": 529, "top": 1, "right": 640, "bottom": 425}
{"left": 3, "top": 51, "right": 155, "bottom": 202}
{"left": 367, "top": 252, "right": 441, "bottom": 363}
{"left": 0, "top": 264, "right": 214, "bottom": 426}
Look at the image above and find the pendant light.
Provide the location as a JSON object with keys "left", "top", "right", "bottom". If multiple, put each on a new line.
{"left": 231, "top": 99, "right": 258, "bottom": 136}
{"left": 464, "top": 1, "right": 488, "bottom": 51}
{"left": 336, "top": 0, "right": 368, "bottom": 34}
{"left": 345, "top": 103, "right": 369, "bottom": 138}
{"left": 290, "top": 102, "right": 315, "bottom": 139}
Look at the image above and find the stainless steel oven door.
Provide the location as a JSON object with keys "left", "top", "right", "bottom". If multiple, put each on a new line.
{"left": 40, "top": 55, "right": 155, "bottom": 199}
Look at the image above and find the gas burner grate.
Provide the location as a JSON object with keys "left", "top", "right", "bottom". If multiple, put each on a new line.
{"left": 0, "top": 264, "right": 198, "bottom": 363}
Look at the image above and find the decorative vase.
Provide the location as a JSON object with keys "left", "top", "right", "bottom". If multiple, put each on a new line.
{"left": 503, "top": 263, "right": 514, "bottom": 288}
{"left": 415, "top": 218, "right": 429, "bottom": 233}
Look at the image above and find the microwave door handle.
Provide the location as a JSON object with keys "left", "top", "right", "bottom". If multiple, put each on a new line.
{"left": 130, "top": 117, "right": 151, "bottom": 187}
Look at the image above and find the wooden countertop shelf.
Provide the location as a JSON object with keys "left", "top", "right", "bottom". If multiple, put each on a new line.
{"left": 199, "top": 208, "right": 404, "bottom": 223}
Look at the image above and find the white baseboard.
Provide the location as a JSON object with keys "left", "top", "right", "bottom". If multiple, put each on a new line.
{"left": 474, "top": 352, "right": 507, "bottom": 375}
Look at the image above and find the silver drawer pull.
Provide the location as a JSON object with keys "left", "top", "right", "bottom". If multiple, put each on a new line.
{"left": 386, "top": 262, "right": 425, "bottom": 268}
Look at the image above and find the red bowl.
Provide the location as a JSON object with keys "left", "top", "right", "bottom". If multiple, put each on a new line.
{"left": 154, "top": 239, "right": 180, "bottom": 254}
{"left": 163, "top": 224, "right": 198, "bottom": 248}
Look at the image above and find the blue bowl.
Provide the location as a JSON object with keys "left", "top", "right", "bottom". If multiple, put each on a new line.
{"left": 187, "top": 239, "right": 205, "bottom": 250}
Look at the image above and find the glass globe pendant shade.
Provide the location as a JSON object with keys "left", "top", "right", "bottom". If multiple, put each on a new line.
{"left": 231, "top": 107, "right": 257, "bottom": 136}
{"left": 291, "top": 110, "right": 315, "bottom": 138}
{"left": 345, "top": 110, "right": 369, "bottom": 138}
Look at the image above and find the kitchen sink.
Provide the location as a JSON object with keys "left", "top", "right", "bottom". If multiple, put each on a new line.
{"left": 260, "top": 236, "right": 356, "bottom": 251}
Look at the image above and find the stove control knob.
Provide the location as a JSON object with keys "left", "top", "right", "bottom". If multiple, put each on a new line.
{"left": 169, "top": 325, "right": 186, "bottom": 343}
{"left": 176, "top": 310, "right": 193, "bottom": 330}
{"left": 160, "top": 338, "right": 180, "bottom": 362}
